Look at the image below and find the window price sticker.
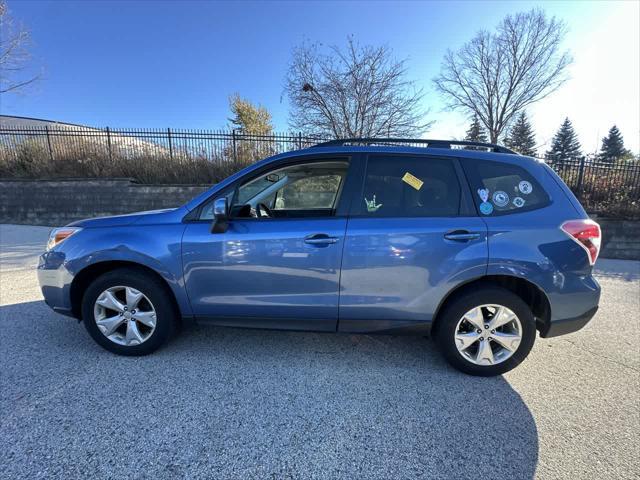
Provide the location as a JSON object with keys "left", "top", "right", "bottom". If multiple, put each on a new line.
{"left": 402, "top": 172, "right": 424, "bottom": 191}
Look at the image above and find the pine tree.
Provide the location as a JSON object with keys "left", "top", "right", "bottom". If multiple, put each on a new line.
{"left": 505, "top": 112, "right": 537, "bottom": 156}
{"left": 228, "top": 93, "right": 273, "bottom": 135}
{"left": 598, "top": 125, "right": 630, "bottom": 163}
{"left": 546, "top": 117, "right": 582, "bottom": 162}
{"left": 465, "top": 115, "right": 488, "bottom": 143}
{"left": 226, "top": 94, "right": 275, "bottom": 163}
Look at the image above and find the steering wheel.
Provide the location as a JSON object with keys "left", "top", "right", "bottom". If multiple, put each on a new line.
{"left": 256, "top": 203, "right": 273, "bottom": 218}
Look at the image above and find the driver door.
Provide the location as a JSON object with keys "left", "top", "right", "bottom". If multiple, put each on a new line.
{"left": 181, "top": 156, "right": 358, "bottom": 332}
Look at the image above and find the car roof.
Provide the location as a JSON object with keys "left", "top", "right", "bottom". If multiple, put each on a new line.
{"left": 274, "top": 144, "right": 541, "bottom": 165}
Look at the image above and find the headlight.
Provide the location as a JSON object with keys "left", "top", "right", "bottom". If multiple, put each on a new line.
{"left": 46, "top": 227, "right": 82, "bottom": 251}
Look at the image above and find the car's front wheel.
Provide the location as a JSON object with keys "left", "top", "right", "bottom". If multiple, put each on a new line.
{"left": 81, "top": 268, "right": 177, "bottom": 355}
{"left": 434, "top": 287, "right": 536, "bottom": 376}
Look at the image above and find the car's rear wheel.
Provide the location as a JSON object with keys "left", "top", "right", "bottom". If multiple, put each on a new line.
{"left": 434, "top": 287, "right": 536, "bottom": 376}
{"left": 81, "top": 268, "right": 177, "bottom": 355}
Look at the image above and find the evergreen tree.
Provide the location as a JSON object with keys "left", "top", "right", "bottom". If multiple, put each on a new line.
{"left": 505, "top": 112, "right": 537, "bottom": 156}
{"left": 598, "top": 125, "right": 630, "bottom": 162}
{"left": 465, "top": 115, "right": 488, "bottom": 143}
{"left": 228, "top": 94, "right": 273, "bottom": 135}
{"left": 546, "top": 117, "right": 582, "bottom": 162}
{"left": 226, "top": 94, "right": 275, "bottom": 163}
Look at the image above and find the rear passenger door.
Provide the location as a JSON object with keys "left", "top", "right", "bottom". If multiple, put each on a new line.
{"left": 338, "top": 154, "right": 488, "bottom": 332}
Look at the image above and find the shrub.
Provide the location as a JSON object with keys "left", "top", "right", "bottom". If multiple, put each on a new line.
{"left": 0, "top": 134, "right": 258, "bottom": 184}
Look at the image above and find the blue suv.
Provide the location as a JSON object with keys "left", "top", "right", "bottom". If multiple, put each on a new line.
{"left": 38, "top": 139, "right": 602, "bottom": 376}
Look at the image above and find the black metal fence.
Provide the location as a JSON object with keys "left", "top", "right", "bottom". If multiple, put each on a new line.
{"left": 544, "top": 156, "right": 640, "bottom": 218}
{"left": 0, "top": 125, "right": 638, "bottom": 217}
{"left": 0, "top": 125, "right": 326, "bottom": 162}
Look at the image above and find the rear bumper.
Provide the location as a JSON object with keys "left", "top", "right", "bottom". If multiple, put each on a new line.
{"left": 540, "top": 306, "right": 598, "bottom": 338}
{"left": 541, "top": 271, "right": 601, "bottom": 338}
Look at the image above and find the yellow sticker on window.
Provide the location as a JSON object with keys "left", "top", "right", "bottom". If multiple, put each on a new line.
{"left": 402, "top": 172, "right": 424, "bottom": 191}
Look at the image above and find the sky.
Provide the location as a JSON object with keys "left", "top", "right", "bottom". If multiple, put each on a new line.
{"left": 1, "top": 0, "right": 639, "bottom": 154}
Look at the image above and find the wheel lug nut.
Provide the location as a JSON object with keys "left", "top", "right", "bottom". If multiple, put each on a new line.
{"left": 491, "top": 329, "right": 495, "bottom": 334}
{"left": 477, "top": 329, "right": 482, "bottom": 334}
{"left": 488, "top": 337, "right": 493, "bottom": 341}
{"left": 484, "top": 324, "right": 489, "bottom": 329}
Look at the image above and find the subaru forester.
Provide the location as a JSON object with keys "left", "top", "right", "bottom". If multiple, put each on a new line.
{"left": 38, "top": 139, "right": 601, "bottom": 376}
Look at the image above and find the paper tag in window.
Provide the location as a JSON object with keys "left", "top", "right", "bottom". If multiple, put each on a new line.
{"left": 402, "top": 172, "right": 423, "bottom": 191}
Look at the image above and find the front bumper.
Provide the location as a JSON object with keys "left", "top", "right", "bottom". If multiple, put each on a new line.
{"left": 540, "top": 305, "right": 598, "bottom": 338}
{"left": 37, "top": 251, "right": 76, "bottom": 318}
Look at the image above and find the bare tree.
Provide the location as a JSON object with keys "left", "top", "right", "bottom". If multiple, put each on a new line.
{"left": 285, "top": 37, "right": 432, "bottom": 138}
{"left": 0, "top": 1, "right": 40, "bottom": 94}
{"left": 434, "top": 9, "right": 570, "bottom": 143}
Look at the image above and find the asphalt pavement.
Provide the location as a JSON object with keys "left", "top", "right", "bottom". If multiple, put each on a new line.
{"left": 1, "top": 224, "right": 638, "bottom": 479}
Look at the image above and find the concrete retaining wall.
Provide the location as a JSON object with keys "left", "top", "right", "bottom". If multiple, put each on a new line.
{"left": 593, "top": 217, "right": 640, "bottom": 261}
{"left": 1, "top": 179, "right": 638, "bottom": 260}
{"left": 0, "top": 179, "right": 209, "bottom": 226}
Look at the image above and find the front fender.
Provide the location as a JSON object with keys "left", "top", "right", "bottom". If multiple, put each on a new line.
{"left": 41, "top": 223, "right": 191, "bottom": 316}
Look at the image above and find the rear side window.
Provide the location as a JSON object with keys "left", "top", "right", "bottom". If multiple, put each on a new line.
{"left": 359, "top": 155, "right": 461, "bottom": 217}
{"left": 462, "top": 159, "right": 549, "bottom": 216}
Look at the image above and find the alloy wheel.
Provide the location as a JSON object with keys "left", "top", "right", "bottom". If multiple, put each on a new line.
{"left": 454, "top": 304, "right": 522, "bottom": 366}
{"left": 93, "top": 286, "right": 157, "bottom": 346}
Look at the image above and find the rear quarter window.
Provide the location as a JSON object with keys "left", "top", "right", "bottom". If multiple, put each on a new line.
{"left": 461, "top": 159, "right": 550, "bottom": 216}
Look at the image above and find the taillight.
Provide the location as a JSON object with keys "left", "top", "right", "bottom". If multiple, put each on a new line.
{"left": 561, "top": 219, "right": 602, "bottom": 265}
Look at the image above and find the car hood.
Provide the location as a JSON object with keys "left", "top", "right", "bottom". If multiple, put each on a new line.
{"left": 67, "top": 208, "right": 182, "bottom": 228}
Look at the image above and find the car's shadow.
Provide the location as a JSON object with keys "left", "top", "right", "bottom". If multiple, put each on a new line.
{"left": 2, "top": 300, "right": 539, "bottom": 479}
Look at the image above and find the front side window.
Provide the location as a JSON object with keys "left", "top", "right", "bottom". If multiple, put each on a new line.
{"left": 461, "top": 159, "right": 549, "bottom": 216}
{"left": 359, "top": 155, "right": 462, "bottom": 217}
{"left": 197, "top": 160, "right": 348, "bottom": 220}
{"left": 198, "top": 161, "right": 347, "bottom": 220}
{"left": 273, "top": 174, "right": 343, "bottom": 210}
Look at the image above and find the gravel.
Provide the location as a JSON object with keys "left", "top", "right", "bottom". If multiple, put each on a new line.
{"left": 1, "top": 224, "right": 638, "bottom": 479}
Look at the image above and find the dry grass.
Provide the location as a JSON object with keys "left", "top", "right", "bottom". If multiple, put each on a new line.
{"left": 575, "top": 169, "right": 639, "bottom": 219}
{"left": 0, "top": 137, "right": 256, "bottom": 184}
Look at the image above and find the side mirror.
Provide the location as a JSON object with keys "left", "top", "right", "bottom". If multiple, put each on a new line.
{"left": 210, "top": 197, "right": 229, "bottom": 233}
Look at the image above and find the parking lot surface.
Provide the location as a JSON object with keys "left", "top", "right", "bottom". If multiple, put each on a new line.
{"left": 1, "top": 224, "right": 639, "bottom": 479}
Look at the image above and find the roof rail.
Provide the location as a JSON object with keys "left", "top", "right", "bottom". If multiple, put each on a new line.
{"left": 312, "top": 138, "right": 518, "bottom": 155}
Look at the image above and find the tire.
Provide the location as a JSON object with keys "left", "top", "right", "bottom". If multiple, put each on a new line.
{"left": 81, "top": 268, "right": 177, "bottom": 356}
{"left": 434, "top": 287, "right": 536, "bottom": 376}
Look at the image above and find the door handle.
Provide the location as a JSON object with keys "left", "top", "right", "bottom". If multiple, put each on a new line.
{"left": 444, "top": 230, "right": 481, "bottom": 241}
{"left": 304, "top": 234, "right": 339, "bottom": 245}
